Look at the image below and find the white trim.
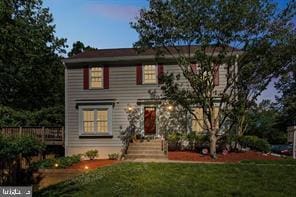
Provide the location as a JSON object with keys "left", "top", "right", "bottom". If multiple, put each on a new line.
{"left": 78, "top": 105, "right": 113, "bottom": 136}
{"left": 64, "top": 64, "right": 69, "bottom": 155}
{"left": 142, "top": 105, "right": 159, "bottom": 136}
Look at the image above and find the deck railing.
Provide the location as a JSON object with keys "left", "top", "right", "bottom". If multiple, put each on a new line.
{"left": 0, "top": 127, "right": 64, "bottom": 146}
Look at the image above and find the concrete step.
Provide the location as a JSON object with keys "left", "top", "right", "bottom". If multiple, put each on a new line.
{"left": 130, "top": 141, "right": 162, "bottom": 145}
{"left": 127, "top": 154, "right": 167, "bottom": 159}
{"left": 128, "top": 146, "right": 162, "bottom": 151}
{"left": 128, "top": 150, "right": 164, "bottom": 154}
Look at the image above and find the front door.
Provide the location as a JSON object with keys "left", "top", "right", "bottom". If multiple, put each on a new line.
{"left": 144, "top": 107, "right": 156, "bottom": 135}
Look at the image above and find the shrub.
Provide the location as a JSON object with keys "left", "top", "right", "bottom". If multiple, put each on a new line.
{"left": 57, "top": 155, "right": 81, "bottom": 168}
{"left": 31, "top": 154, "right": 81, "bottom": 169}
{"left": 239, "top": 135, "right": 271, "bottom": 153}
{"left": 0, "top": 134, "right": 45, "bottom": 185}
{"left": 85, "top": 149, "right": 98, "bottom": 160}
{"left": 167, "top": 132, "right": 183, "bottom": 150}
{"left": 108, "top": 153, "right": 119, "bottom": 160}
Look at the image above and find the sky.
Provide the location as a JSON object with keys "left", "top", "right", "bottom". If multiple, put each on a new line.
{"left": 43, "top": 0, "right": 290, "bottom": 102}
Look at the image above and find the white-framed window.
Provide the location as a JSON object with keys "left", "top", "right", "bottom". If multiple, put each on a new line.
{"left": 143, "top": 65, "right": 157, "bottom": 84}
{"left": 79, "top": 105, "right": 112, "bottom": 135}
{"left": 90, "top": 67, "right": 103, "bottom": 88}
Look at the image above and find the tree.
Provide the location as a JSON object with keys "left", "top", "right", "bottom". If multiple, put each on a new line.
{"left": 245, "top": 100, "right": 287, "bottom": 144}
{"left": 0, "top": 0, "right": 66, "bottom": 111}
{"left": 68, "top": 41, "right": 97, "bottom": 57}
{"left": 132, "top": 0, "right": 295, "bottom": 158}
{"left": 275, "top": 55, "right": 296, "bottom": 127}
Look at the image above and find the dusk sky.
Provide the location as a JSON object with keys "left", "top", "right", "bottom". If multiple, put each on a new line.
{"left": 44, "top": 0, "right": 290, "bottom": 102}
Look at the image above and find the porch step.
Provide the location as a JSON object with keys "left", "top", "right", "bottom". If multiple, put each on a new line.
{"left": 126, "top": 140, "right": 167, "bottom": 160}
{"left": 128, "top": 150, "right": 164, "bottom": 154}
{"left": 129, "top": 141, "right": 162, "bottom": 145}
{"left": 127, "top": 153, "right": 167, "bottom": 159}
{"left": 128, "top": 146, "right": 162, "bottom": 151}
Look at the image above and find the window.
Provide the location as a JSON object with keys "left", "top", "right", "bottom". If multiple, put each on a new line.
{"left": 192, "top": 108, "right": 204, "bottom": 133}
{"left": 90, "top": 67, "right": 103, "bottom": 88}
{"left": 83, "top": 110, "right": 94, "bottom": 132}
{"left": 143, "top": 65, "right": 157, "bottom": 84}
{"left": 79, "top": 105, "right": 112, "bottom": 135}
{"left": 97, "top": 110, "right": 108, "bottom": 132}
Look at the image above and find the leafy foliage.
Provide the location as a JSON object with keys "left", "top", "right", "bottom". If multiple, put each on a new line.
{"left": 0, "top": 0, "right": 66, "bottom": 111}
{"left": 245, "top": 100, "right": 287, "bottom": 144}
{"left": 167, "top": 132, "right": 209, "bottom": 151}
{"left": 239, "top": 135, "right": 271, "bottom": 153}
{"left": 131, "top": 0, "right": 295, "bottom": 158}
{"left": 68, "top": 41, "right": 97, "bottom": 57}
{"left": 119, "top": 106, "right": 142, "bottom": 157}
{"left": 158, "top": 101, "right": 188, "bottom": 138}
{"left": 31, "top": 154, "right": 81, "bottom": 169}
{"left": 0, "top": 134, "right": 45, "bottom": 185}
{"left": 85, "top": 149, "right": 98, "bottom": 160}
{"left": 0, "top": 105, "right": 64, "bottom": 127}
{"left": 275, "top": 60, "right": 296, "bottom": 127}
{"left": 108, "top": 153, "right": 119, "bottom": 160}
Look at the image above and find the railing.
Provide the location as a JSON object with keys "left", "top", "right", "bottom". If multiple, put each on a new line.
{"left": 0, "top": 127, "right": 64, "bottom": 146}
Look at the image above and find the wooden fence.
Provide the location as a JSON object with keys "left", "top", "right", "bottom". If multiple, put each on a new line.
{"left": 0, "top": 127, "right": 64, "bottom": 146}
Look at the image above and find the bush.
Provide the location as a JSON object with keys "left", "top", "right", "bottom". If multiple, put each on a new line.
{"left": 239, "top": 135, "right": 271, "bottom": 153}
{"left": 31, "top": 154, "right": 81, "bottom": 169}
{"left": 108, "top": 153, "right": 119, "bottom": 160}
{"left": 85, "top": 149, "right": 98, "bottom": 160}
{"left": 167, "top": 132, "right": 183, "bottom": 151}
{"left": 0, "top": 134, "right": 45, "bottom": 185}
{"left": 167, "top": 132, "right": 209, "bottom": 151}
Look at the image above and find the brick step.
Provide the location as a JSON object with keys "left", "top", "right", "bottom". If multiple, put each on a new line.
{"left": 127, "top": 154, "right": 167, "bottom": 159}
{"left": 127, "top": 150, "right": 164, "bottom": 154}
{"left": 129, "top": 144, "right": 162, "bottom": 148}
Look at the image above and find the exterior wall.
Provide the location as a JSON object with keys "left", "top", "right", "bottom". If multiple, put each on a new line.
{"left": 65, "top": 63, "right": 228, "bottom": 158}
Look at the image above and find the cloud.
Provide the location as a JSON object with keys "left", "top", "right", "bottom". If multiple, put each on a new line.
{"left": 87, "top": 3, "right": 140, "bottom": 22}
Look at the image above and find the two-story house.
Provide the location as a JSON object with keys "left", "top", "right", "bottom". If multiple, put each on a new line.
{"left": 63, "top": 46, "right": 239, "bottom": 158}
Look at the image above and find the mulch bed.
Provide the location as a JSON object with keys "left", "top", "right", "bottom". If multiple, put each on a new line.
{"left": 168, "top": 151, "right": 281, "bottom": 163}
{"left": 67, "top": 159, "right": 120, "bottom": 170}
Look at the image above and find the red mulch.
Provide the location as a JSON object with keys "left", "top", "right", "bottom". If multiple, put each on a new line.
{"left": 67, "top": 159, "right": 119, "bottom": 170}
{"left": 168, "top": 151, "right": 281, "bottom": 163}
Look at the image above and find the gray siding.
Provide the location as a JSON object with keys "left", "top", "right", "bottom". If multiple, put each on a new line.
{"left": 65, "top": 64, "right": 227, "bottom": 157}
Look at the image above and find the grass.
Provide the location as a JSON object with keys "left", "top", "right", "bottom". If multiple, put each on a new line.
{"left": 241, "top": 158, "right": 296, "bottom": 165}
{"left": 36, "top": 162, "right": 296, "bottom": 197}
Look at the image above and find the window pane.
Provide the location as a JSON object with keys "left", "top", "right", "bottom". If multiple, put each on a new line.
{"left": 83, "top": 110, "right": 94, "bottom": 132}
{"left": 97, "top": 110, "right": 108, "bottom": 133}
{"left": 91, "top": 67, "right": 103, "bottom": 88}
{"left": 143, "top": 65, "right": 156, "bottom": 83}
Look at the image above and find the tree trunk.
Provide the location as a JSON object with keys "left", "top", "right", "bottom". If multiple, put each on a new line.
{"left": 209, "top": 132, "right": 217, "bottom": 159}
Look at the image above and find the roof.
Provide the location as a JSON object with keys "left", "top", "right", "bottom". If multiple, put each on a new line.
{"left": 63, "top": 45, "right": 241, "bottom": 64}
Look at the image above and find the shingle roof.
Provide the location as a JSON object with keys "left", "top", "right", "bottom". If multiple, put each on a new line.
{"left": 67, "top": 45, "right": 240, "bottom": 60}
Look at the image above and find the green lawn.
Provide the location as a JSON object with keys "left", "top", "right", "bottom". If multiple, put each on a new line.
{"left": 36, "top": 162, "right": 296, "bottom": 197}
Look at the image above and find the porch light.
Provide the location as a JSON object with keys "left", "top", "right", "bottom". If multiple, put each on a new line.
{"left": 167, "top": 105, "right": 173, "bottom": 111}
{"left": 128, "top": 106, "right": 133, "bottom": 111}
{"left": 54, "top": 163, "right": 59, "bottom": 168}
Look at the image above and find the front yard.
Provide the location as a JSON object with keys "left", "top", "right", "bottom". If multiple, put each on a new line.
{"left": 37, "top": 161, "right": 296, "bottom": 196}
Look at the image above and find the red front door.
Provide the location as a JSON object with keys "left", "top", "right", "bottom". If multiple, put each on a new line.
{"left": 144, "top": 107, "right": 156, "bottom": 135}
